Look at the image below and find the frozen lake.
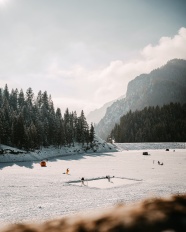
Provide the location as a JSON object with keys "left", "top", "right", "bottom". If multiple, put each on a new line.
{"left": 115, "top": 142, "right": 186, "bottom": 150}
{"left": 0, "top": 148, "right": 186, "bottom": 227}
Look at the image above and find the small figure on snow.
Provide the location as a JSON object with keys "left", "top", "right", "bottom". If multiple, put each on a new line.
{"left": 66, "top": 168, "right": 69, "bottom": 174}
{"left": 106, "top": 175, "right": 111, "bottom": 182}
{"left": 81, "top": 177, "right": 85, "bottom": 186}
{"left": 40, "top": 160, "right": 47, "bottom": 167}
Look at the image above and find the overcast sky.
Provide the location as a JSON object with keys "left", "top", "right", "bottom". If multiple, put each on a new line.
{"left": 0, "top": 0, "right": 186, "bottom": 115}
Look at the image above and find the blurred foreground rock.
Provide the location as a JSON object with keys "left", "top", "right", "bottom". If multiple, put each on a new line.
{"left": 1, "top": 194, "right": 186, "bottom": 232}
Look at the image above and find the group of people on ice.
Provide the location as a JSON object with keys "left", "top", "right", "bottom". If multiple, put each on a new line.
{"left": 81, "top": 175, "right": 114, "bottom": 186}
{"left": 64, "top": 167, "right": 114, "bottom": 187}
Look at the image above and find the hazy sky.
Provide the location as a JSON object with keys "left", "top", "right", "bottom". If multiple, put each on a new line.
{"left": 0, "top": 0, "right": 186, "bottom": 115}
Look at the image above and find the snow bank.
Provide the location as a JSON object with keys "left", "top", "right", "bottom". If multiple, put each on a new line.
{"left": 0, "top": 135, "right": 118, "bottom": 163}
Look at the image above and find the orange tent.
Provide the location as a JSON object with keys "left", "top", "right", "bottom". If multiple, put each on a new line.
{"left": 40, "top": 161, "right": 46, "bottom": 167}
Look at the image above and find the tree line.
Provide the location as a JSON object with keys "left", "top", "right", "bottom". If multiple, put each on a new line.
{"left": 0, "top": 84, "right": 95, "bottom": 150}
{"left": 109, "top": 103, "right": 186, "bottom": 143}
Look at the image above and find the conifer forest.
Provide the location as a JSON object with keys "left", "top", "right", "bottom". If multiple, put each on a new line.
{"left": 0, "top": 84, "right": 95, "bottom": 150}
{"left": 110, "top": 103, "right": 186, "bottom": 143}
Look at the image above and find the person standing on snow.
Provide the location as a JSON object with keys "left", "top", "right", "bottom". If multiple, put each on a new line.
{"left": 106, "top": 175, "right": 111, "bottom": 182}
{"left": 81, "top": 177, "right": 85, "bottom": 186}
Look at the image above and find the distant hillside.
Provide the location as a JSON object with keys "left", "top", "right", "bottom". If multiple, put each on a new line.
{"left": 86, "top": 95, "right": 125, "bottom": 125}
{"left": 95, "top": 59, "right": 186, "bottom": 140}
{"left": 111, "top": 103, "right": 186, "bottom": 142}
{"left": 86, "top": 100, "right": 115, "bottom": 125}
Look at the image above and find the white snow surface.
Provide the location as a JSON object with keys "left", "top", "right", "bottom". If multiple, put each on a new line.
{"left": 0, "top": 140, "right": 186, "bottom": 227}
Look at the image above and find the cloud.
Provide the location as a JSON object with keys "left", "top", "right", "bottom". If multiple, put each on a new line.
{"left": 90, "top": 27, "right": 186, "bottom": 105}
{"left": 41, "top": 27, "right": 186, "bottom": 114}
{"left": 1, "top": 27, "right": 186, "bottom": 115}
{"left": 0, "top": 0, "right": 10, "bottom": 7}
{"left": 141, "top": 27, "right": 186, "bottom": 60}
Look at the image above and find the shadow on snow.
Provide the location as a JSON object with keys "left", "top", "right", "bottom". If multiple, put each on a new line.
{"left": 0, "top": 152, "right": 115, "bottom": 170}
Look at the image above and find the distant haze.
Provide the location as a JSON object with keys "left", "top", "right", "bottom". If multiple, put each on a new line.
{"left": 0, "top": 0, "right": 186, "bottom": 115}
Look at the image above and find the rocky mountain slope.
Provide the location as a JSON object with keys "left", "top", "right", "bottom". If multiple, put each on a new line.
{"left": 86, "top": 100, "right": 115, "bottom": 125}
{"left": 95, "top": 59, "right": 186, "bottom": 140}
{"left": 86, "top": 95, "right": 125, "bottom": 125}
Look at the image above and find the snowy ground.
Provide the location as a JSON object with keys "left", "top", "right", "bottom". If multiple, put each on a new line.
{"left": 0, "top": 145, "right": 186, "bottom": 228}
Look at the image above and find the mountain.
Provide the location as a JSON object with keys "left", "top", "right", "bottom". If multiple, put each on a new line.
{"left": 95, "top": 59, "right": 186, "bottom": 140}
{"left": 86, "top": 95, "right": 125, "bottom": 125}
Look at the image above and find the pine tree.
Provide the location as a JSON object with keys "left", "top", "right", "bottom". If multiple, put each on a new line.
{"left": 35, "top": 119, "right": 44, "bottom": 149}
{"left": 89, "top": 123, "right": 95, "bottom": 145}
{"left": 48, "top": 106, "right": 56, "bottom": 145}
{"left": 42, "top": 91, "right": 49, "bottom": 110}
{"left": 64, "top": 108, "right": 72, "bottom": 146}
{"left": 16, "top": 113, "right": 25, "bottom": 148}
{"left": 36, "top": 90, "right": 43, "bottom": 109}
{"left": 2, "top": 98, "right": 11, "bottom": 145}
{"left": 43, "top": 118, "right": 49, "bottom": 146}
{"left": 0, "top": 88, "right": 3, "bottom": 108}
{"left": 4, "top": 84, "right": 9, "bottom": 101}
{"left": 78, "top": 110, "right": 88, "bottom": 146}
{"left": 28, "top": 121, "right": 38, "bottom": 149}
{"left": 18, "top": 89, "right": 25, "bottom": 109}
{"left": 55, "top": 108, "right": 65, "bottom": 148}
{"left": 72, "top": 111, "right": 78, "bottom": 142}
{"left": 10, "top": 88, "right": 18, "bottom": 111}
{"left": 0, "top": 111, "right": 3, "bottom": 146}
{"left": 26, "top": 87, "right": 34, "bottom": 107}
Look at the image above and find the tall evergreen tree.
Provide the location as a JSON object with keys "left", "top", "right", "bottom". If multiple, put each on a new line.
{"left": 36, "top": 90, "right": 42, "bottom": 109}
{"left": 18, "top": 89, "right": 25, "bottom": 109}
{"left": 78, "top": 110, "right": 88, "bottom": 145}
{"left": 55, "top": 108, "right": 65, "bottom": 147}
{"left": 89, "top": 123, "right": 95, "bottom": 145}
{"left": 2, "top": 98, "right": 11, "bottom": 145}
{"left": 16, "top": 113, "right": 25, "bottom": 148}
{"left": 42, "top": 91, "right": 49, "bottom": 110}
{"left": 10, "top": 89, "right": 18, "bottom": 111}
{"left": 0, "top": 88, "right": 3, "bottom": 108}
{"left": 4, "top": 84, "right": 9, "bottom": 101}
{"left": 0, "top": 111, "right": 3, "bottom": 146}
{"left": 26, "top": 87, "right": 34, "bottom": 107}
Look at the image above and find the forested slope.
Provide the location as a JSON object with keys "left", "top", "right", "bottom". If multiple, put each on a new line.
{"left": 0, "top": 85, "right": 94, "bottom": 150}
{"left": 96, "top": 59, "right": 186, "bottom": 140}
{"left": 110, "top": 103, "right": 186, "bottom": 142}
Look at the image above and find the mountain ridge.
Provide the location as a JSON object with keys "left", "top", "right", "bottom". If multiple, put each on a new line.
{"left": 86, "top": 95, "right": 125, "bottom": 125}
{"left": 95, "top": 59, "right": 186, "bottom": 140}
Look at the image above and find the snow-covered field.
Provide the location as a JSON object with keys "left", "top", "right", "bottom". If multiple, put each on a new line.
{"left": 0, "top": 145, "right": 186, "bottom": 228}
